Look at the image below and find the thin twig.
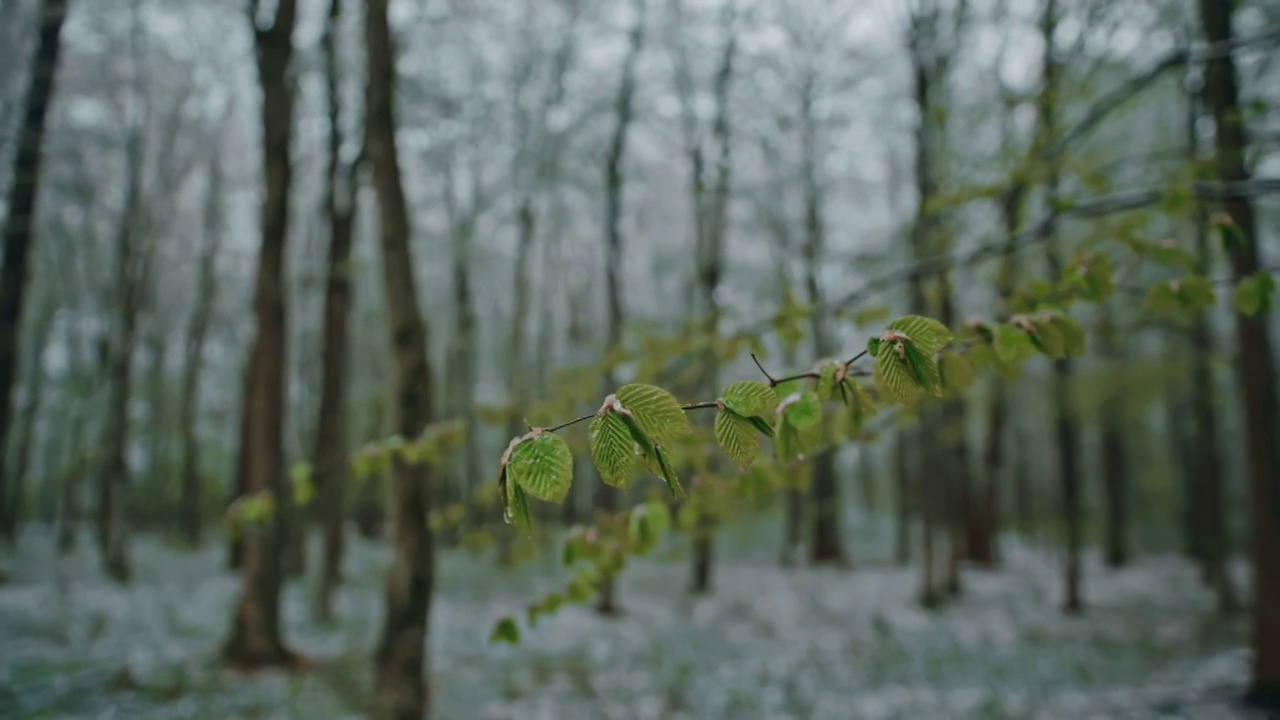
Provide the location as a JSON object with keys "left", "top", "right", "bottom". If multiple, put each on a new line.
{"left": 842, "top": 348, "right": 869, "bottom": 368}
{"left": 544, "top": 413, "right": 595, "bottom": 433}
{"left": 749, "top": 352, "right": 777, "bottom": 384}
{"left": 681, "top": 401, "right": 721, "bottom": 411}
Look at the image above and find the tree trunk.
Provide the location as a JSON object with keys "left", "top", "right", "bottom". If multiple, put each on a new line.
{"left": 594, "top": 0, "right": 645, "bottom": 616}
{"left": 894, "top": 433, "right": 912, "bottom": 565}
{"left": 97, "top": 11, "right": 150, "bottom": 580}
{"left": 1, "top": 300, "right": 54, "bottom": 543}
{"left": 1185, "top": 60, "right": 1237, "bottom": 614}
{"left": 686, "top": 4, "right": 735, "bottom": 594}
{"left": 313, "top": 0, "right": 358, "bottom": 625}
{"left": 799, "top": 69, "right": 846, "bottom": 569}
{"left": 179, "top": 154, "right": 224, "bottom": 547}
{"left": 0, "top": 0, "right": 67, "bottom": 553}
{"left": 1198, "top": 0, "right": 1280, "bottom": 705}
{"left": 366, "top": 0, "right": 438, "bottom": 714}
{"left": 1096, "top": 310, "right": 1128, "bottom": 569}
{"left": 221, "top": 0, "right": 299, "bottom": 669}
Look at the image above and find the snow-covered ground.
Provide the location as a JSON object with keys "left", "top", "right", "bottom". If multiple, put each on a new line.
{"left": 0, "top": 515, "right": 1266, "bottom": 719}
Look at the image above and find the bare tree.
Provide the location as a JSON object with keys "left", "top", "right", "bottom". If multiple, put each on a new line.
{"left": 1197, "top": 0, "right": 1280, "bottom": 706}
{"left": 0, "top": 0, "right": 68, "bottom": 546}
{"left": 366, "top": 0, "right": 438, "bottom": 714}
{"left": 594, "top": 0, "right": 646, "bottom": 616}
{"left": 221, "top": 0, "right": 300, "bottom": 668}
{"left": 312, "top": 0, "right": 360, "bottom": 624}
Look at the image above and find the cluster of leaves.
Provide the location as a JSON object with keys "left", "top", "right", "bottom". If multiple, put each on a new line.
{"left": 223, "top": 419, "right": 467, "bottom": 535}
{"left": 485, "top": 311, "right": 1094, "bottom": 643}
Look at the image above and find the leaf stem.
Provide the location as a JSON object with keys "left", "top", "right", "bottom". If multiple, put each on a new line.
{"left": 681, "top": 401, "right": 720, "bottom": 411}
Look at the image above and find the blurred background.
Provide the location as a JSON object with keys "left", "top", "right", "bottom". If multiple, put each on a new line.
{"left": 1, "top": 0, "right": 1279, "bottom": 717}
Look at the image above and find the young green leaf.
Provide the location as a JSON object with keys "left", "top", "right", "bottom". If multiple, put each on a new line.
{"left": 780, "top": 390, "right": 822, "bottom": 430}
{"left": 993, "top": 322, "right": 1037, "bottom": 364}
{"left": 490, "top": 617, "right": 521, "bottom": 645}
{"left": 618, "top": 412, "right": 684, "bottom": 497}
{"left": 939, "top": 353, "right": 977, "bottom": 391}
{"left": 845, "top": 380, "right": 876, "bottom": 432}
{"left": 589, "top": 410, "right": 635, "bottom": 488}
{"left": 873, "top": 345, "right": 917, "bottom": 400}
{"left": 628, "top": 501, "right": 672, "bottom": 555}
{"left": 887, "top": 315, "right": 952, "bottom": 355}
{"left": 901, "top": 339, "right": 943, "bottom": 395}
{"left": 508, "top": 432, "right": 574, "bottom": 503}
{"left": 1049, "top": 314, "right": 1087, "bottom": 357}
{"left": 722, "top": 380, "right": 778, "bottom": 418}
{"left": 715, "top": 409, "right": 760, "bottom": 469}
{"left": 615, "top": 383, "right": 691, "bottom": 443}
{"left": 1027, "top": 316, "right": 1066, "bottom": 359}
{"left": 815, "top": 362, "right": 839, "bottom": 400}
{"left": 1235, "top": 272, "right": 1276, "bottom": 316}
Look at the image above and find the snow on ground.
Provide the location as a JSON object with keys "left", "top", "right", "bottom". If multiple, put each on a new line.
{"left": 0, "top": 514, "right": 1267, "bottom": 720}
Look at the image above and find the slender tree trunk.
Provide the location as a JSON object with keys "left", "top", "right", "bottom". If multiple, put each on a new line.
{"left": 366, "top": 0, "right": 438, "bottom": 714}
{"left": 1198, "top": 0, "right": 1280, "bottom": 705}
{"left": 0, "top": 0, "right": 67, "bottom": 552}
{"left": 894, "top": 433, "right": 912, "bottom": 565}
{"left": 1186, "top": 63, "right": 1237, "bottom": 614}
{"left": 221, "top": 0, "right": 299, "bottom": 668}
{"left": 688, "top": 8, "right": 735, "bottom": 593}
{"left": 2, "top": 300, "right": 54, "bottom": 542}
{"left": 798, "top": 71, "right": 846, "bottom": 568}
{"left": 313, "top": 0, "right": 357, "bottom": 624}
{"left": 1097, "top": 311, "right": 1127, "bottom": 568}
{"left": 97, "top": 14, "right": 149, "bottom": 580}
{"left": 179, "top": 155, "right": 224, "bottom": 547}
{"left": 595, "top": 0, "right": 645, "bottom": 616}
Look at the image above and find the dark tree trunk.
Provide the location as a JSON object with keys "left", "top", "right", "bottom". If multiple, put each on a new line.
{"left": 595, "top": 0, "right": 645, "bottom": 616}
{"left": 1097, "top": 310, "right": 1128, "bottom": 569}
{"left": 221, "top": 0, "right": 299, "bottom": 669}
{"left": 799, "top": 69, "right": 846, "bottom": 569}
{"left": 0, "top": 0, "right": 67, "bottom": 553}
{"left": 313, "top": 0, "right": 358, "bottom": 624}
{"left": 687, "top": 5, "right": 735, "bottom": 594}
{"left": 894, "top": 433, "right": 912, "bottom": 566}
{"left": 366, "top": 0, "right": 438, "bottom": 714}
{"left": 1185, "top": 61, "right": 1237, "bottom": 614}
{"left": 2, "top": 300, "right": 54, "bottom": 543}
{"left": 1198, "top": 0, "right": 1280, "bottom": 705}
{"left": 179, "top": 154, "right": 224, "bottom": 547}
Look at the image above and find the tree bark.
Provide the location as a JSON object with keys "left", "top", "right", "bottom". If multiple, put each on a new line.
{"left": 894, "top": 433, "right": 912, "bottom": 566}
{"left": 1185, "top": 60, "right": 1237, "bottom": 614}
{"left": 0, "top": 0, "right": 67, "bottom": 553}
{"left": 313, "top": 0, "right": 358, "bottom": 624}
{"left": 1198, "top": 0, "right": 1280, "bottom": 705}
{"left": 179, "top": 153, "right": 225, "bottom": 547}
{"left": 594, "top": 0, "right": 645, "bottom": 616}
{"left": 1097, "top": 311, "right": 1127, "bottom": 569}
{"left": 366, "top": 0, "right": 438, "bottom": 715}
{"left": 799, "top": 71, "right": 846, "bottom": 569}
{"left": 1, "top": 300, "right": 55, "bottom": 542}
{"left": 221, "top": 0, "right": 299, "bottom": 669}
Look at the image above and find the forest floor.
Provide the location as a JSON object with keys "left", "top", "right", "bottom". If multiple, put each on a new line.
{"left": 0, "top": 512, "right": 1268, "bottom": 720}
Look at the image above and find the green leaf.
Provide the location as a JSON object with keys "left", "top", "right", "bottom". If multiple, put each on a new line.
{"left": 507, "top": 481, "right": 532, "bottom": 528}
{"left": 490, "top": 617, "right": 521, "bottom": 645}
{"left": 588, "top": 411, "right": 635, "bottom": 488}
{"left": 815, "top": 362, "right": 839, "bottom": 400}
{"left": 992, "top": 323, "right": 1037, "bottom": 364}
{"left": 715, "top": 410, "right": 759, "bottom": 469}
{"left": 781, "top": 390, "right": 822, "bottom": 430}
{"left": 628, "top": 501, "right": 671, "bottom": 555}
{"left": 901, "top": 339, "right": 943, "bottom": 395}
{"left": 845, "top": 380, "right": 876, "bottom": 432}
{"left": 887, "top": 315, "right": 952, "bottom": 355}
{"left": 619, "top": 413, "right": 684, "bottom": 497}
{"left": 939, "top": 353, "right": 976, "bottom": 391}
{"left": 1049, "top": 314, "right": 1087, "bottom": 357}
{"left": 615, "top": 383, "right": 691, "bottom": 443}
{"left": 722, "top": 380, "right": 777, "bottom": 418}
{"left": 508, "top": 432, "right": 573, "bottom": 503}
{"left": 1235, "top": 272, "right": 1276, "bottom": 316}
{"left": 1028, "top": 316, "right": 1066, "bottom": 359}
{"left": 873, "top": 345, "right": 917, "bottom": 401}
{"left": 746, "top": 414, "right": 776, "bottom": 439}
